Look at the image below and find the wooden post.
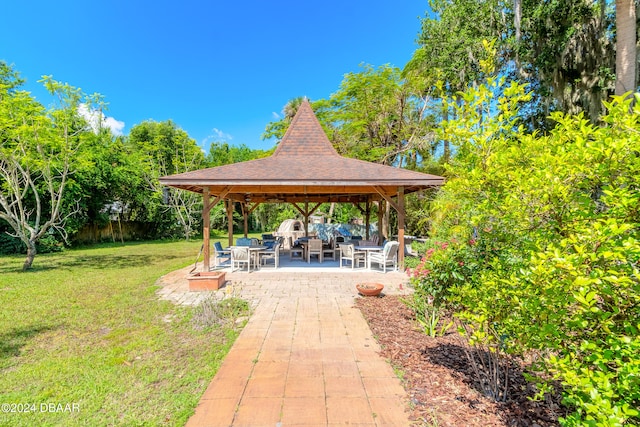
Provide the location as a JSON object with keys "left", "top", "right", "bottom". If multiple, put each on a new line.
{"left": 227, "top": 200, "right": 234, "bottom": 247}
{"left": 397, "top": 186, "right": 405, "bottom": 269}
{"left": 304, "top": 201, "right": 309, "bottom": 237}
{"left": 202, "top": 187, "right": 211, "bottom": 272}
{"left": 364, "top": 200, "right": 371, "bottom": 240}
{"left": 377, "top": 200, "right": 384, "bottom": 241}
{"left": 242, "top": 203, "right": 248, "bottom": 238}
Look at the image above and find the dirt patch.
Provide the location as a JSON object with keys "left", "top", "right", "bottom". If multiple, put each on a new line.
{"left": 354, "top": 294, "right": 567, "bottom": 426}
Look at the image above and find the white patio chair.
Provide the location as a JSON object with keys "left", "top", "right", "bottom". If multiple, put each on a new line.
{"left": 368, "top": 241, "right": 399, "bottom": 272}
{"left": 231, "top": 247, "right": 251, "bottom": 272}
{"left": 339, "top": 243, "right": 366, "bottom": 269}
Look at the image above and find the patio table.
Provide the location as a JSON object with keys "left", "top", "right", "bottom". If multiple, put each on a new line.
{"left": 229, "top": 245, "right": 266, "bottom": 272}
{"left": 355, "top": 246, "right": 384, "bottom": 269}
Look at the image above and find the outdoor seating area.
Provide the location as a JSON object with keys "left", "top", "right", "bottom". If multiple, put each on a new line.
{"left": 212, "top": 236, "right": 399, "bottom": 273}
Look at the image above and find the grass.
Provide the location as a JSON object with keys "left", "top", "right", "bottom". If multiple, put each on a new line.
{"left": 0, "top": 239, "right": 251, "bottom": 426}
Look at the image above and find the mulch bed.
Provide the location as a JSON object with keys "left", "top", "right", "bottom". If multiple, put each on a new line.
{"left": 354, "top": 294, "right": 567, "bottom": 426}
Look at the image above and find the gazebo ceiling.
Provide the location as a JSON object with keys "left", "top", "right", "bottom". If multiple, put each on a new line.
{"left": 159, "top": 99, "right": 444, "bottom": 203}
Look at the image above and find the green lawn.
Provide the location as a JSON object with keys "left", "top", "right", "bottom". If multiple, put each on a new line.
{"left": 0, "top": 239, "right": 249, "bottom": 426}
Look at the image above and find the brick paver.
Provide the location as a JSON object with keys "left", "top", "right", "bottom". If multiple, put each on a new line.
{"left": 157, "top": 261, "right": 413, "bottom": 426}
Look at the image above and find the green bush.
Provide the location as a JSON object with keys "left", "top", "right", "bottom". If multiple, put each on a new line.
{"left": 423, "top": 71, "right": 640, "bottom": 426}
{"left": 0, "top": 232, "right": 24, "bottom": 255}
{"left": 0, "top": 232, "right": 63, "bottom": 255}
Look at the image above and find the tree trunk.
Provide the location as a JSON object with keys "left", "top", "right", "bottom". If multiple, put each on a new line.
{"left": 514, "top": 0, "right": 521, "bottom": 42}
{"left": 327, "top": 203, "right": 335, "bottom": 223}
{"left": 615, "top": 0, "right": 637, "bottom": 96}
{"left": 383, "top": 201, "right": 391, "bottom": 240}
{"left": 23, "top": 240, "right": 37, "bottom": 271}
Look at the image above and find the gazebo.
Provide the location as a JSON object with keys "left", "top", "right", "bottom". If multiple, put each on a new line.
{"left": 159, "top": 100, "right": 444, "bottom": 271}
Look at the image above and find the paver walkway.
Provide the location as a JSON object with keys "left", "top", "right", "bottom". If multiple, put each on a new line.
{"left": 157, "top": 267, "right": 414, "bottom": 426}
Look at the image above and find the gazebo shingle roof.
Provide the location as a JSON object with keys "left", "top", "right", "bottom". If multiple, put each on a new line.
{"left": 160, "top": 100, "right": 444, "bottom": 203}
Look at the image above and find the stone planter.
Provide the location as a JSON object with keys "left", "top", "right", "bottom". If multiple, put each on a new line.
{"left": 356, "top": 282, "right": 384, "bottom": 297}
{"left": 188, "top": 271, "right": 226, "bottom": 291}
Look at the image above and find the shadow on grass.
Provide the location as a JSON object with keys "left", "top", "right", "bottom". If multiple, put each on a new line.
{"left": 61, "top": 253, "right": 182, "bottom": 270}
{"left": 0, "top": 251, "right": 186, "bottom": 274}
{"left": 0, "top": 324, "right": 58, "bottom": 367}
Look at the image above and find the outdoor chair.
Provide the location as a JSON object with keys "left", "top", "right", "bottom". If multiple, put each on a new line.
{"left": 231, "top": 247, "right": 251, "bottom": 272}
{"left": 368, "top": 241, "right": 399, "bottom": 273}
{"left": 258, "top": 244, "right": 279, "bottom": 269}
{"left": 307, "top": 238, "right": 324, "bottom": 263}
{"left": 236, "top": 237, "right": 252, "bottom": 246}
{"left": 214, "top": 241, "right": 231, "bottom": 267}
{"left": 264, "top": 236, "right": 284, "bottom": 250}
{"left": 322, "top": 237, "right": 337, "bottom": 260}
{"left": 289, "top": 236, "right": 304, "bottom": 260}
{"left": 339, "top": 243, "right": 366, "bottom": 269}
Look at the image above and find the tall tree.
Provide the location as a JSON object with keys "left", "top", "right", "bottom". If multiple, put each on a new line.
{"left": 328, "top": 64, "right": 437, "bottom": 168}
{"left": 412, "top": 0, "right": 617, "bottom": 125}
{"left": 615, "top": 0, "right": 637, "bottom": 96}
{"left": 412, "top": 0, "right": 507, "bottom": 94}
{"left": 127, "top": 120, "right": 206, "bottom": 239}
{"left": 0, "top": 64, "right": 93, "bottom": 269}
{"left": 517, "top": 0, "right": 615, "bottom": 122}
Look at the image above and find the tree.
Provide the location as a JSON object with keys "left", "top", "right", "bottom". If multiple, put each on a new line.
{"left": 518, "top": 0, "right": 615, "bottom": 122}
{"left": 127, "top": 120, "right": 206, "bottom": 240}
{"left": 615, "top": 0, "right": 637, "bottom": 96}
{"left": 411, "top": 0, "right": 506, "bottom": 94}
{"left": 327, "top": 64, "right": 436, "bottom": 166}
{"left": 411, "top": 0, "right": 617, "bottom": 126}
{"left": 207, "top": 141, "right": 269, "bottom": 166}
{"left": 0, "top": 64, "right": 93, "bottom": 269}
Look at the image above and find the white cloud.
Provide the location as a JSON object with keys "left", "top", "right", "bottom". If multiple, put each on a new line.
{"left": 211, "top": 127, "right": 233, "bottom": 141}
{"left": 102, "top": 116, "right": 125, "bottom": 136}
{"left": 272, "top": 111, "right": 281, "bottom": 119}
{"left": 202, "top": 128, "right": 233, "bottom": 147}
{"left": 201, "top": 127, "right": 233, "bottom": 150}
{"left": 77, "top": 103, "right": 125, "bottom": 136}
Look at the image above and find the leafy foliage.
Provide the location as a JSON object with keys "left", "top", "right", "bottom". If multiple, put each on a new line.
{"left": 410, "top": 0, "right": 619, "bottom": 129}
{"left": 0, "top": 63, "right": 100, "bottom": 269}
{"left": 127, "top": 120, "right": 206, "bottom": 239}
{"left": 420, "top": 73, "right": 639, "bottom": 425}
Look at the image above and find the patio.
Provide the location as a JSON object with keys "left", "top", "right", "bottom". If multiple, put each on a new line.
{"left": 156, "top": 255, "right": 411, "bottom": 307}
{"left": 155, "top": 257, "right": 413, "bottom": 426}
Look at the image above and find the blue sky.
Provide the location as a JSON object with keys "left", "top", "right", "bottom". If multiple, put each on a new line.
{"left": 2, "top": 1, "right": 428, "bottom": 152}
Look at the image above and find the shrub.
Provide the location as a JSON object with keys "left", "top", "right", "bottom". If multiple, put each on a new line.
{"left": 425, "top": 70, "right": 640, "bottom": 425}
{"left": 407, "top": 239, "right": 479, "bottom": 336}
